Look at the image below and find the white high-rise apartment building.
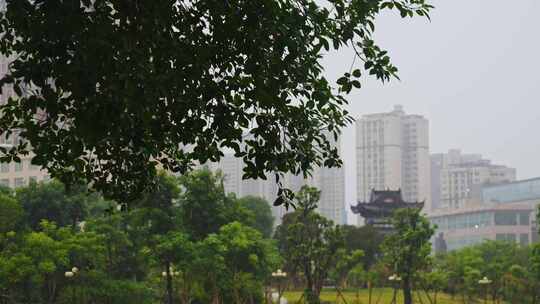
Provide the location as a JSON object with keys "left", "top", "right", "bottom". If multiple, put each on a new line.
{"left": 431, "top": 149, "right": 516, "bottom": 210}
{"left": 356, "top": 105, "right": 430, "bottom": 222}
{"left": 0, "top": 27, "right": 50, "bottom": 188}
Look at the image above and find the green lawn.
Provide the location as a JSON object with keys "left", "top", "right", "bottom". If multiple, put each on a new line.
{"left": 283, "top": 288, "right": 469, "bottom": 304}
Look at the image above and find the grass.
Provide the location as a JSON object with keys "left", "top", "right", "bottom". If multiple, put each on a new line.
{"left": 283, "top": 288, "right": 470, "bottom": 304}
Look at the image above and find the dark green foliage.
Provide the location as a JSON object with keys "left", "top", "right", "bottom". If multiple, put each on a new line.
{"left": 199, "top": 222, "right": 279, "bottom": 303}
{"left": 0, "top": 192, "right": 22, "bottom": 233}
{"left": 440, "top": 240, "right": 536, "bottom": 303}
{"left": 237, "top": 195, "right": 275, "bottom": 238}
{"left": 342, "top": 224, "right": 384, "bottom": 270}
{"left": 0, "top": 0, "right": 433, "bottom": 204}
{"left": 0, "top": 221, "right": 121, "bottom": 303}
{"left": 16, "top": 180, "right": 90, "bottom": 230}
{"left": 0, "top": 170, "right": 281, "bottom": 303}
{"left": 177, "top": 168, "right": 249, "bottom": 241}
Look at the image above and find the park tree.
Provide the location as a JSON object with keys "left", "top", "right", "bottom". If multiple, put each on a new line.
{"left": 280, "top": 185, "right": 345, "bottom": 304}
{"left": 237, "top": 195, "right": 275, "bottom": 238}
{"left": 418, "top": 268, "right": 448, "bottom": 304}
{"left": 530, "top": 243, "right": 540, "bottom": 303}
{"left": 85, "top": 213, "right": 150, "bottom": 282}
{"left": 503, "top": 264, "right": 528, "bottom": 303}
{"left": 0, "top": 220, "right": 106, "bottom": 303}
{"left": 331, "top": 249, "right": 364, "bottom": 289}
{"left": 0, "top": 0, "right": 433, "bottom": 204}
{"left": 0, "top": 184, "right": 12, "bottom": 195}
{"left": 153, "top": 232, "right": 195, "bottom": 304}
{"left": 342, "top": 224, "right": 384, "bottom": 270}
{"left": 130, "top": 172, "right": 181, "bottom": 236}
{"left": 128, "top": 172, "right": 184, "bottom": 304}
{"left": 16, "top": 180, "right": 91, "bottom": 230}
{"left": 0, "top": 192, "right": 22, "bottom": 233}
{"left": 193, "top": 233, "right": 229, "bottom": 304}
{"left": 381, "top": 208, "right": 434, "bottom": 304}
{"left": 475, "top": 240, "right": 524, "bottom": 303}
{"left": 214, "top": 222, "right": 279, "bottom": 304}
{"left": 177, "top": 169, "right": 249, "bottom": 241}
{"left": 443, "top": 246, "right": 483, "bottom": 303}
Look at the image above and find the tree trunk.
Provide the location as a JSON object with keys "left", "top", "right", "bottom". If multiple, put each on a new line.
{"left": 165, "top": 261, "right": 173, "bottom": 304}
{"left": 305, "top": 289, "right": 320, "bottom": 304}
{"left": 304, "top": 263, "right": 319, "bottom": 304}
{"left": 180, "top": 283, "right": 190, "bottom": 304}
{"left": 368, "top": 281, "right": 373, "bottom": 304}
{"left": 403, "top": 276, "right": 412, "bottom": 304}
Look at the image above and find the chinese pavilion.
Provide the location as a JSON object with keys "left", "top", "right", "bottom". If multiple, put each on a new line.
{"left": 351, "top": 189, "right": 424, "bottom": 233}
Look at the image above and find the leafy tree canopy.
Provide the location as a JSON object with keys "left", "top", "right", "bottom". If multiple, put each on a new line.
{"left": 16, "top": 180, "right": 92, "bottom": 230}
{"left": 0, "top": 192, "right": 22, "bottom": 233}
{"left": 381, "top": 208, "right": 434, "bottom": 304}
{"left": 0, "top": 0, "right": 432, "bottom": 204}
{"left": 342, "top": 224, "right": 384, "bottom": 270}
{"left": 237, "top": 195, "right": 274, "bottom": 238}
{"left": 279, "top": 185, "right": 344, "bottom": 303}
{"left": 177, "top": 168, "right": 250, "bottom": 241}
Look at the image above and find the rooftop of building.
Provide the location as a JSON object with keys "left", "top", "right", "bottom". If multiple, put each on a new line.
{"left": 358, "top": 105, "right": 427, "bottom": 120}
{"left": 428, "top": 201, "right": 533, "bottom": 218}
{"left": 482, "top": 176, "right": 540, "bottom": 189}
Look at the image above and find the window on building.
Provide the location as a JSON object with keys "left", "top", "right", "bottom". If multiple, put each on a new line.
{"left": 0, "top": 162, "right": 8, "bottom": 173}
{"left": 0, "top": 179, "right": 9, "bottom": 187}
{"left": 14, "top": 178, "right": 25, "bottom": 188}
{"left": 494, "top": 211, "right": 518, "bottom": 226}
{"left": 518, "top": 211, "right": 530, "bottom": 225}
{"left": 14, "top": 162, "right": 23, "bottom": 172}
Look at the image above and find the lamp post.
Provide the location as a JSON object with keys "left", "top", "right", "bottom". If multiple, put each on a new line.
{"left": 65, "top": 267, "right": 79, "bottom": 303}
{"left": 271, "top": 269, "right": 288, "bottom": 303}
{"left": 162, "top": 267, "right": 180, "bottom": 304}
{"left": 388, "top": 274, "right": 401, "bottom": 304}
{"left": 478, "top": 276, "right": 492, "bottom": 304}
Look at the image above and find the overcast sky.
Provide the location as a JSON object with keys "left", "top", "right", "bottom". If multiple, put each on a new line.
{"left": 322, "top": 0, "right": 540, "bottom": 223}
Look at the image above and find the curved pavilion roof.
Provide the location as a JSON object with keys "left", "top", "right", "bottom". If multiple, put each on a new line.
{"left": 351, "top": 189, "right": 424, "bottom": 218}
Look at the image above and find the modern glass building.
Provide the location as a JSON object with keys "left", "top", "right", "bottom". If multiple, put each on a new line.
{"left": 430, "top": 207, "right": 533, "bottom": 251}
{"left": 429, "top": 177, "right": 540, "bottom": 251}
{"left": 482, "top": 177, "right": 540, "bottom": 204}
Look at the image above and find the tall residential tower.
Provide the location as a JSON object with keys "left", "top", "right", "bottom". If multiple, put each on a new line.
{"left": 356, "top": 105, "right": 430, "bottom": 223}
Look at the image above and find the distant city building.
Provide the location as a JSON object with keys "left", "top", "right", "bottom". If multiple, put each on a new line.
{"left": 205, "top": 136, "right": 346, "bottom": 226}
{"left": 481, "top": 177, "right": 540, "bottom": 205}
{"left": 429, "top": 177, "right": 540, "bottom": 251}
{"left": 356, "top": 105, "right": 430, "bottom": 224}
{"left": 0, "top": 33, "right": 50, "bottom": 188}
{"left": 351, "top": 189, "right": 424, "bottom": 234}
{"left": 430, "top": 149, "right": 516, "bottom": 210}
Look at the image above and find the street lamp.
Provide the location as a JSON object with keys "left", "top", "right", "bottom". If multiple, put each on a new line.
{"left": 478, "top": 276, "right": 492, "bottom": 304}
{"left": 388, "top": 274, "right": 401, "bottom": 304}
{"left": 162, "top": 266, "right": 180, "bottom": 304}
{"left": 161, "top": 270, "right": 180, "bottom": 277}
{"left": 271, "top": 269, "right": 288, "bottom": 304}
{"left": 65, "top": 266, "right": 79, "bottom": 303}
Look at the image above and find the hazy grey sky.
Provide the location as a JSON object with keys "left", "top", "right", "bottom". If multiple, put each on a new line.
{"left": 323, "top": 0, "right": 540, "bottom": 223}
